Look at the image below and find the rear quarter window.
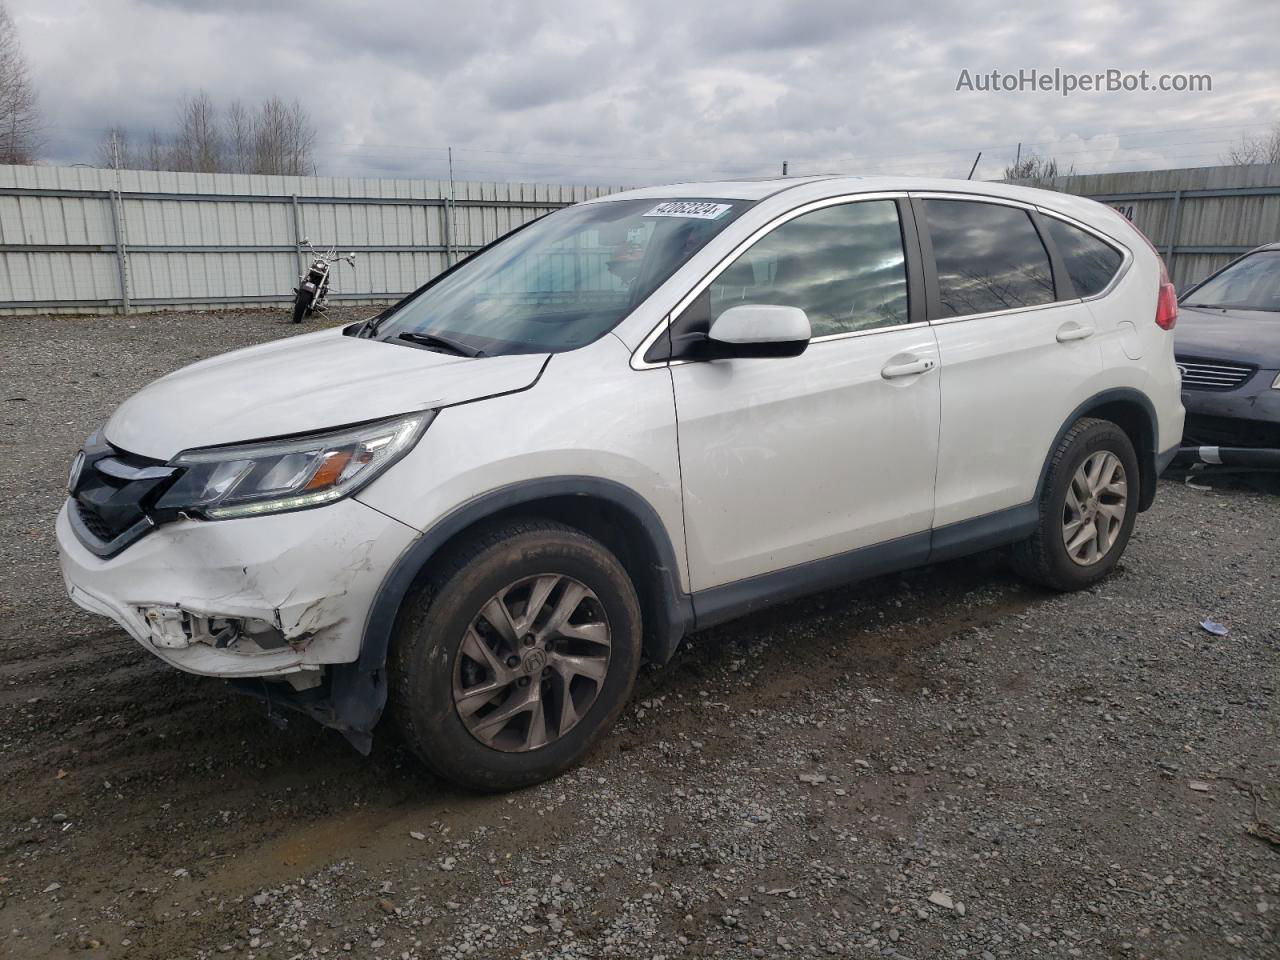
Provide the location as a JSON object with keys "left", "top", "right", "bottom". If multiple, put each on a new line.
{"left": 1043, "top": 217, "right": 1124, "bottom": 298}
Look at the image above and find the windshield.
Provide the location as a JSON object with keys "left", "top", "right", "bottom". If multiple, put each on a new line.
{"left": 1183, "top": 250, "right": 1280, "bottom": 313}
{"left": 373, "top": 198, "right": 752, "bottom": 355}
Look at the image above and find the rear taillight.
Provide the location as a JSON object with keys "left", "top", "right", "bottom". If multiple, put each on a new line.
{"left": 1155, "top": 260, "right": 1178, "bottom": 330}
{"left": 1123, "top": 216, "right": 1178, "bottom": 330}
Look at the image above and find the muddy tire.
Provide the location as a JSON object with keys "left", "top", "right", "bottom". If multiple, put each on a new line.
{"left": 1011, "top": 417, "right": 1139, "bottom": 592}
{"left": 388, "top": 519, "right": 642, "bottom": 792}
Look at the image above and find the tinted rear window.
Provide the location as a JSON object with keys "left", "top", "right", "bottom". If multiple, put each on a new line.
{"left": 924, "top": 199, "right": 1055, "bottom": 318}
{"left": 1043, "top": 217, "right": 1124, "bottom": 297}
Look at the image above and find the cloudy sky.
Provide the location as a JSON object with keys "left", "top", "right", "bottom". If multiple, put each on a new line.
{"left": 9, "top": 0, "right": 1279, "bottom": 185}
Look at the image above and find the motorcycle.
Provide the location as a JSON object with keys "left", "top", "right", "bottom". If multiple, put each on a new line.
{"left": 292, "top": 239, "right": 356, "bottom": 323}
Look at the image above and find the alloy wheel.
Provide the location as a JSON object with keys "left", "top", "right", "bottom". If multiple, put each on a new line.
{"left": 452, "top": 574, "right": 611, "bottom": 752}
{"left": 1062, "top": 450, "right": 1128, "bottom": 566}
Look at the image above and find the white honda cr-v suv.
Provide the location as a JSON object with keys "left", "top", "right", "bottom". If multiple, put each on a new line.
{"left": 58, "top": 176, "right": 1184, "bottom": 790}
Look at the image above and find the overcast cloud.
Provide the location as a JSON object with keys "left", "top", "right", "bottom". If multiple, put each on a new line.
{"left": 9, "top": 0, "right": 1279, "bottom": 185}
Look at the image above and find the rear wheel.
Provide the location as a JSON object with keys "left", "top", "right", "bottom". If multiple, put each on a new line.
{"left": 388, "top": 519, "right": 642, "bottom": 791}
{"left": 1011, "top": 417, "right": 1139, "bottom": 591}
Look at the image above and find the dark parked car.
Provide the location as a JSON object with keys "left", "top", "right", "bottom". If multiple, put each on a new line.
{"left": 1174, "top": 242, "right": 1280, "bottom": 470}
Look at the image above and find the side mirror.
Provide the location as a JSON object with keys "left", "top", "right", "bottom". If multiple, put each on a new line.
{"left": 704, "top": 304, "right": 811, "bottom": 359}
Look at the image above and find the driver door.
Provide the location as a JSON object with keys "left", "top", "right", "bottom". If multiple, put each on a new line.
{"left": 667, "top": 197, "right": 941, "bottom": 603}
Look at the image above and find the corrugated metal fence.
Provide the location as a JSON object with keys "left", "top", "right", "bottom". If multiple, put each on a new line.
{"left": 1018, "top": 163, "right": 1280, "bottom": 291}
{"left": 0, "top": 165, "right": 625, "bottom": 315}
{"left": 2, "top": 161, "right": 1277, "bottom": 314}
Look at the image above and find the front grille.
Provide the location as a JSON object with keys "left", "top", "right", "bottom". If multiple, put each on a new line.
{"left": 69, "top": 444, "right": 177, "bottom": 554}
{"left": 75, "top": 500, "right": 115, "bottom": 542}
{"left": 1176, "top": 357, "right": 1255, "bottom": 391}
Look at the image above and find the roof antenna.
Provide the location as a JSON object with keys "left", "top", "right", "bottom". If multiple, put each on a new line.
{"left": 966, "top": 151, "right": 982, "bottom": 180}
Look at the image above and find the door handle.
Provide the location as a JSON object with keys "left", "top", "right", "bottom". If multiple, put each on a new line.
{"left": 881, "top": 357, "right": 936, "bottom": 379}
{"left": 1056, "top": 322, "right": 1096, "bottom": 343}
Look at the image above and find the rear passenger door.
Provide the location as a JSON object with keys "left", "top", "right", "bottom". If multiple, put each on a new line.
{"left": 915, "top": 195, "right": 1105, "bottom": 528}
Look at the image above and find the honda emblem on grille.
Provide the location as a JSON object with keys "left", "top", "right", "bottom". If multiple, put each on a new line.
{"left": 67, "top": 450, "right": 85, "bottom": 495}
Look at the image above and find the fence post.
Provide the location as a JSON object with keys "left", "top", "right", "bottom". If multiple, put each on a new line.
{"left": 1165, "top": 189, "right": 1183, "bottom": 269}
{"left": 441, "top": 198, "right": 453, "bottom": 267}
{"left": 108, "top": 188, "right": 131, "bottom": 315}
{"left": 446, "top": 147, "right": 458, "bottom": 266}
{"left": 290, "top": 194, "right": 305, "bottom": 278}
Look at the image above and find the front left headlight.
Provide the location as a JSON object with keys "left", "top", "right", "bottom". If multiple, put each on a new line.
{"left": 157, "top": 412, "right": 433, "bottom": 520}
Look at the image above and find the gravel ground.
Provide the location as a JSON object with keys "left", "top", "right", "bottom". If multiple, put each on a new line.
{"left": 1, "top": 309, "right": 1277, "bottom": 960}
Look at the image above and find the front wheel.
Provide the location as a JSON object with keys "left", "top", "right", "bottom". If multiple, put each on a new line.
{"left": 388, "top": 519, "right": 642, "bottom": 791}
{"left": 291, "top": 288, "right": 312, "bottom": 324}
{"left": 1010, "top": 417, "right": 1139, "bottom": 591}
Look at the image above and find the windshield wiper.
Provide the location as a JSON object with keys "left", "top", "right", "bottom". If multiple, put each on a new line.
{"left": 395, "top": 331, "right": 486, "bottom": 358}
{"left": 1183, "top": 302, "right": 1278, "bottom": 313}
{"left": 361, "top": 311, "right": 391, "bottom": 337}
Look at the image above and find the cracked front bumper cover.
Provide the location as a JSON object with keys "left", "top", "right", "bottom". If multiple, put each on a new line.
{"left": 1178, "top": 378, "right": 1280, "bottom": 470}
{"left": 57, "top": 498, "right": 419, "bottom": 746}
{"left": 1180, "top": 375, "right": 1280, "bottom": 446}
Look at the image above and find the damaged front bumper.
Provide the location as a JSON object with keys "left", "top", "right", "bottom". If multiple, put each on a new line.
{"left": 56, "top": 498, "right": 419, "bottom": 738}
{"left": 1171, "top": 445, "right": 1280, "bottom": 470}
{"left": 1177, "top": 376, "right": 1280, "bottom": 472}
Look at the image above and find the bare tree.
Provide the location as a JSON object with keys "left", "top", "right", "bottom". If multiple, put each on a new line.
{"left": 1221, "top": 123, "right": 1280, "bottom": 166}
{"left": 96, "top": 127, "right": 123, "bottom": 169}
{"left": 0, "top": 4, "right": 41, "bottom": 164}
{"left": 96, "top": 126, "right": 139, "bottom": 169}
{"left": 283, "top": 98, "right": 317, "bottom": 176}
{"left": 253, "top": 95, "right": 316, "bottom": 176}
{"left": 1003, "top": 153, "right": 1072, "bottom": 186}
{"left": 97, "top": 126, "right": 176, "bottom": 170}
{"left": 171, "top": 91, "right": 223, "bottom": 172}
{"left": 225, "top": 99, "right": 253, "bottom": 174}
{"left": 143, "top": 129, "right": 169, "bottom": 170}
{"left": 251, "top": 95, "right": 284, "bottom": 175}
{"left": 97, "top": 94, "right": 317, "bottom": 175}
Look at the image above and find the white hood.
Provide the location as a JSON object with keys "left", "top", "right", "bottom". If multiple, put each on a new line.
{"left": 105, "top": 327, "right": 548, "bottom": 460}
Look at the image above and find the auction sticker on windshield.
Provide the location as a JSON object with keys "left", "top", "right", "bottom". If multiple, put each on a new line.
{"left": 643, "top": 201, "right": 733, "bottom": 219}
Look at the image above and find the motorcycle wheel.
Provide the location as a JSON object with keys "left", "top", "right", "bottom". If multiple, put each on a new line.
{"left": 291, "top": 290, "right": 311, "bottom": 324}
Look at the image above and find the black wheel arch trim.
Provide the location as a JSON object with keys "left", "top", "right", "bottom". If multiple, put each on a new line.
{"left": 1041, "top": 387, "right": 1162, "bottom": 512}
{"left": 301, "top": 477, "right": 693, "bottom": 750}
